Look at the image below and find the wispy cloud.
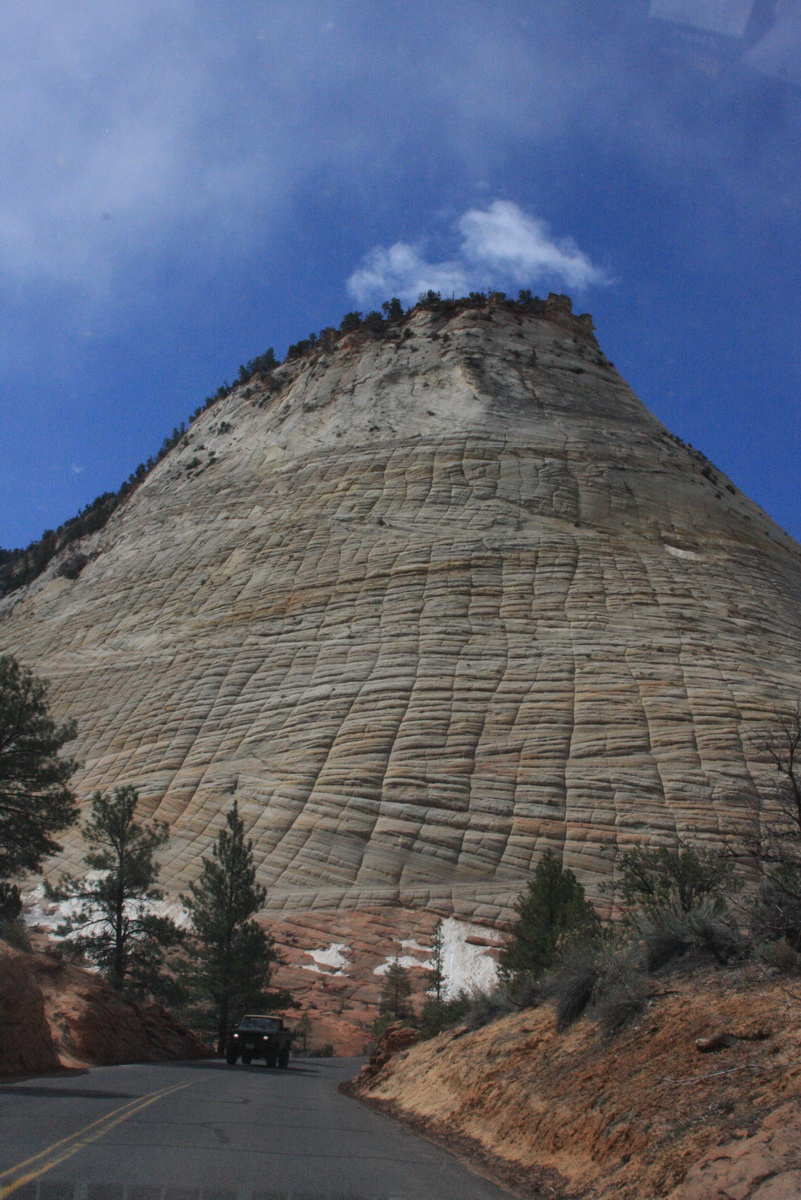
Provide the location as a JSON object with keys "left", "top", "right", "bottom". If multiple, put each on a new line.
{"left": 347, "top": 243, "right": 469, "bottom": 307}
{"left": 347, "top": 201, "right": 611, "bottom": 305}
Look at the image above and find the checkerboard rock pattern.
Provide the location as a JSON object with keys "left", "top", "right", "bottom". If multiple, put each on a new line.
{"left": 5, "top": 298, "right": 801, "bottom": 929}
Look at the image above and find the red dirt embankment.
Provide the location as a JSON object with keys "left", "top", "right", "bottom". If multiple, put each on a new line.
{"left": 0, "top": 938, "right": 209, "bottom": 1076}
{"left": 351, "top": 963, "right": 801, "bottom": 1200}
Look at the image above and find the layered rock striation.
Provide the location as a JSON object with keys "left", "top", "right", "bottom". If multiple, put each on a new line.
{"left": 3, "top": 296, "right": 801, "bottom": 925}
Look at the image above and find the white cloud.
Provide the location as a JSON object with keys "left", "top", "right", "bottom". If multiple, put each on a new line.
{"left": 347, "top": 242, "right": 469, "bottom": 307}
{"left": 347, "top": 200, "right": 610, "bottom": 304}
{"left": 459, "top": 201, "right": 609, "bottom": 291}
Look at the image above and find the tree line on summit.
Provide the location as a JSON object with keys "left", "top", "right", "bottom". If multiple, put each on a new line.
{"left": 0, "top": 288, "right": 586, "bottom": 598}
{"left": 3, "top": 650, "right": 801, "bottom": 1051}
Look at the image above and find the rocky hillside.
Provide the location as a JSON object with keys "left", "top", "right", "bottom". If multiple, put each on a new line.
{"left": 3, "top": 294, "right": 801, "bottom": 948}
{"left": 0, "top": 936, "right": 209, "bottom": 1076}
{"left": 352, "top": 962, "right": 801, "bottom": 1200}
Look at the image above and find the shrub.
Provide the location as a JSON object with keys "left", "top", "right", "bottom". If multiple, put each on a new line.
{"left": 592, "top": 948, "right": 648, "bottom": 1038}
{"left": 749, "top": 867, "right": 801, "bottom": 950}
{"left": 311, "top": 1042, "right": 335, "bottom": 1057}
{"left": 381, "top": 298, "right": 404, "bottom": 322}
{"left": 552, "top": 942, "right": 602, "bottom": 1031}
{"left": 612, "top": 839, "right": 734, "bottom": 919}
{"left": 0, "top": 917, "right": 31, "bottom": 951}
{"left": 757, "top": 938, "right": 801, "bottom": 975}
{"left": 636, "top": 898, "right": 745, "bottom": 969}
{"left": 552, "top": 941, "right": 647, "bottom": 1036}
{"left": 506, "top": 971, "right": 542, "bottom": 1009}
{"left": 418, "top": 994, "right": 473, "bottom": 1039}
{"left": 499, "top": 849, "right": 601, "bottom": 981}
{"left": 463, "top": 984, "right": 516, "bottom": 1030}
{"left": 0, "top": 882, "right": 22, "bottom": 921}
{"left": 57, "top": 552, "right": 89, "bottom": 580}
{"left": 363, "top": 310, "right": 385, "bottom": 333}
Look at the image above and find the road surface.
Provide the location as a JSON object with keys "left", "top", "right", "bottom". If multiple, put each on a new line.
{"left": 0, "top": 1057, "right": 517, "bottom": 1200}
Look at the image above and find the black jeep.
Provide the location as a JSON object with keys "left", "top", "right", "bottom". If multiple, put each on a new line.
{"left": 225, "top": 1014, "right": 292, "bottom": 1068}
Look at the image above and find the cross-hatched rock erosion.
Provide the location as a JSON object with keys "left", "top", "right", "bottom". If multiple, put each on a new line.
{"left": 3, "top": 296, "right": 801, "bottom": 927}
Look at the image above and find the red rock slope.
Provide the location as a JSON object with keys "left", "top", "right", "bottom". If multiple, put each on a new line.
{"left": 351, "top": 961, "right": 801, "bottom": 1200}
{"left": 0, "top": 938, "right": 209, "bottom": 1076}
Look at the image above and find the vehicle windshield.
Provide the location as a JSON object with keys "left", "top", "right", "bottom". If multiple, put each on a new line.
{"left": 238, "top": 1017, "right": 281, "bottom": 1031}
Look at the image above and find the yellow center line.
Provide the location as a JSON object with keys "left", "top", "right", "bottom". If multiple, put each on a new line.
{"left": 0, "top": 1080, "right": 193, "bottom": 1198}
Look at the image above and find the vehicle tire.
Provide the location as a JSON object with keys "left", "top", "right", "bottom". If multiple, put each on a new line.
{"left": 278, "top": 1050, "right": 289, "bottom": 1069}
{"left": 266, "top": 1053, "right": 278, "bottom": 1068}
{"left": 241, "top": 1052, "right": 253, "bottom": 1064}
{"left": 226, "top": 1049, "right": 238, "bottom": 1065}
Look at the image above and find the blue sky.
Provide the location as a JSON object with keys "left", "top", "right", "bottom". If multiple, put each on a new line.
{"left": 1, "top": 0, "right": 799, "bottom": 549}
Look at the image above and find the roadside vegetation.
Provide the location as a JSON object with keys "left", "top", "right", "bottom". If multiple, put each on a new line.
{"left": 0, "top": 653, "right": 78, "bottom": 945}
{"left": 46, "top": 786, "right": 183, "bottom": 1000}
{"left": 179, "top": 800, "right": 294, "bottom": 1054}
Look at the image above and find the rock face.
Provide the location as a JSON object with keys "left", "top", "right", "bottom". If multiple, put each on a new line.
{"left": 3, "top": 296, "right": 801, "bottom": 929}
{"left": 0, "top": 938, "right": 209, "bottom": 1074}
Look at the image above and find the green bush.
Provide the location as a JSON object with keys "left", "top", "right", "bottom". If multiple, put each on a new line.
{"left": 636, "top": 898, "right": 745, "bottom": 969}
{"left": 612, "top": 840, "right": 734, "bottom": 918}
{"left": 0, "top": 882, "right": 22, "bottom": 921}
{"left": 552, "top": 941, "right": 647, "bottom": 1036}
{"left": 0, "top": 918, "right": 31, "bottom": 951}
{"left": 463, "top": 984, "right": 516, "bottom": 1030}
{"left": 417, "top": 994, "right": 473, "bottom": 1039}
{"left": 499, "top": 849, "right": 601, "bottom": 982}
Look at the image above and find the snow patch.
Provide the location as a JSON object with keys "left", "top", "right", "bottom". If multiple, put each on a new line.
{"left": 301, "top": 942, "right": 350, "bottom": 975}
{"left": 24, "top": 883, "right": 191, "bottom": 933}
{"left": 374, "top": 955, "right": 426, "bottom": 975}
{"left": 372, "top": 918, "right": 501, "bottom": 996}
{"left": 664, "top": 544, "right": 700, "bottom": 560}
{"left": 439, "top": 917, "right": 501, "bottom": 998}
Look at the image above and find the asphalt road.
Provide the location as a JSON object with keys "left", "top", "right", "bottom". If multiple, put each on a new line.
{"left": 0, "top": 1058, "right": 517, "bottom": 1200}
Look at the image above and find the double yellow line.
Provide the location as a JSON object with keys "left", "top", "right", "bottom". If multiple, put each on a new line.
{"left": 0, "top": 1079, "right": 193, "bottom": 1198}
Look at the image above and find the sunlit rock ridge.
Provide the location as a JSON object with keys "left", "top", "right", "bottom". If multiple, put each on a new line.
{"left": 4, "top": 296, "right": 801, "bottom": 924}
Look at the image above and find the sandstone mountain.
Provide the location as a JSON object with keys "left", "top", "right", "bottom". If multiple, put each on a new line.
{"left": 3, "top": 294, "right": 801, "bottom": 942}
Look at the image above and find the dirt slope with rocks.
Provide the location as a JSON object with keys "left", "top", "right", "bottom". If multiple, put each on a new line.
{"left": 352, "top": 962, "right": 801, "bottom": 1200}
{"left": 0, "top": 937, "right": 209, "bottom": 1076}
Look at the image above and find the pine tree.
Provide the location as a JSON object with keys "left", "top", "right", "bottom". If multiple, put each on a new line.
{"left": 294, "top": 1011, "right": 313, "bottom": 1056}
{"left": 613, "top": 840, "right": 732, "bottom": 918}
{"left": 378, "top": 954, "right": 413, "bottom": 1020}
{"left": 49, "top": 787, "right": 182, "bottom": 994}
{"left": 499, "top": 849, "right": 600, "bottom": 981}
{"left": 427, "top": 919, "right": 446, "bottom": 1006}
{"left": 0, "top": 654, "right": 78, "bottom": 882}
{"left": 181, "top": 802, "right": 283, "bottom": 1054}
